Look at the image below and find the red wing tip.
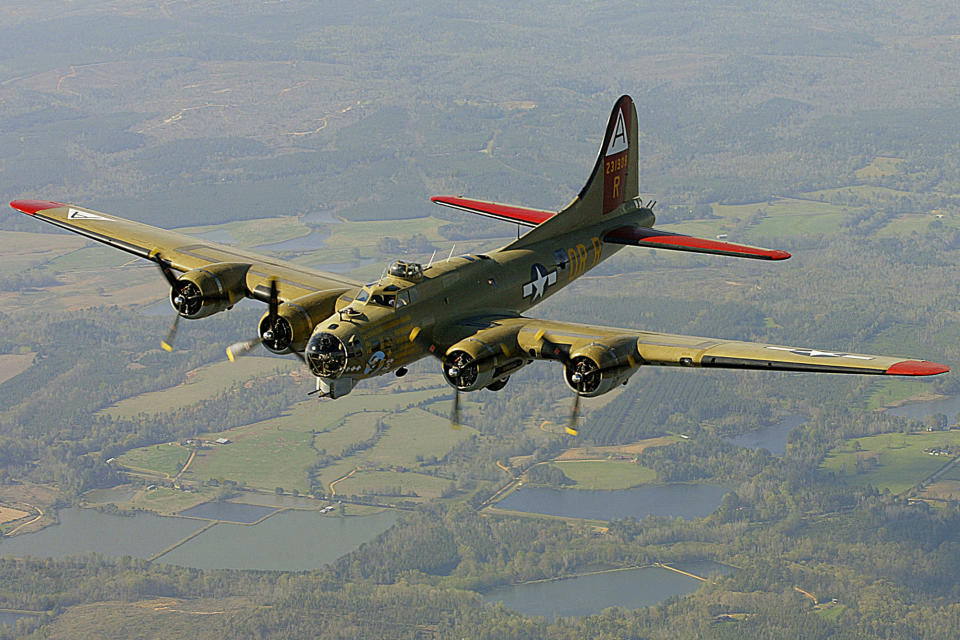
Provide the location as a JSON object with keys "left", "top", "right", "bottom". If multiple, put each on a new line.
{"left": 769, "top": 250, "right": 792, "bottom": 260}
{"left": 886, "top": 360, "right": 951, "bottom": 376}
{"left": 10, "top": 199, "right": 66, "bottom": 215}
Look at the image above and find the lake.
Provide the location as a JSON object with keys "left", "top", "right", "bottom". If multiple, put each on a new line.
{"left": 178, "top": 501, "right": 276, "bottom": 523}
{"left": 484, "top": 561, "right": 732, "bottom": 619}
{"left": 0, "top": 506, "right": 398, "bottom": 571}
{"left": 496, "top": 484, "right": 728, "bottom": 521}
{"left": 725, "top": 414, "right": 806, "bottom": 455}
{"left": 0, "top": 508, "right": 202, "bottom": 559}
{"left": 159, "top": 508, "right": 398, "bottom": 571}
{"left": 886, "top": 395, "right": 960, "bottom": 422}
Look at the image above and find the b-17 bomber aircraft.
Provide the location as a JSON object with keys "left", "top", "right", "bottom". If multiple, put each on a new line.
{"left": 10, "top": 95, "right": 949, "bottom": 434}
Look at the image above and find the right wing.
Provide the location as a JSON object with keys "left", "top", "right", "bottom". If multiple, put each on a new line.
{"left": 507, "top": 317, "right": 949, "bottom": 377}
{"left": 10, "top": 199, "right": 361, "bottom": 302}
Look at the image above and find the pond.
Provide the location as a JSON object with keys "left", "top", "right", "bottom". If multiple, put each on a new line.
{"left": 0, "top": 508, "right": 202, "bottom": 559}
{"left": 725, "top": 414, "right": 806, "bottom": 455}
{"left": 159, "top": 508, "right": 398, "bottom": 571}
{"left": 0, "top": 506, "right": 398, "bottom": 572}
{"left": 886, "top": 396, "right": 960, "bottom": 422}
{"left": 495, "top": 484, "right": 729, "bottom": 521}
{"left": 178, "top": 501, "right": 276, "bottom": 523}
{"left": 483, "top": 561, "right": 732, "bottom": 619}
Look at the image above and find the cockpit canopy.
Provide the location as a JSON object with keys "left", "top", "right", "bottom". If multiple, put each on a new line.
{"left": 354, "top": 282, "right": 414, "bottom": 309}
{"left": 388, "top": 260, "right": 423, "bottom": 281}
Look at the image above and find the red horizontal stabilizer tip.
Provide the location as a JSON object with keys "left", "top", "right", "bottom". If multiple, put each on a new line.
{"left": 605, "top": 226, "right": 791, "bottom": 260}
{"left": 10, "top": 199, "right": 66, "bottom": 215}
{"left": 886, "top": 360, "right": 951, "bottom": 376}
{"left": 431, "top": 196, "right": 554, "bottom": 226}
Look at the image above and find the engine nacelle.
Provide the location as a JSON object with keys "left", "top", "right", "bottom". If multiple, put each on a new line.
{"left": 171, "top": 262, "right": 250, "bottom": 319}
{"left": 442, "top": 326, "right": 528, "bottom": 391}
{"left": 259, "top": 291, "right": 343, "bottom": 354}
{"left": 563, "top": 337, "right": 641, "bottom": 397}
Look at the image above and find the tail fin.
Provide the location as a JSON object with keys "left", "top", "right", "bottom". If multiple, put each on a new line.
{"left": 510, "top": 95, "right": 639, "bottom": 247}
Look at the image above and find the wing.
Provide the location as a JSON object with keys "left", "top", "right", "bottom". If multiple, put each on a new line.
{"left": 10, "top": 199, "right": 361, "bottom": 301}
{"left": 506, "top": 317, "right": 948, "bottom": 377}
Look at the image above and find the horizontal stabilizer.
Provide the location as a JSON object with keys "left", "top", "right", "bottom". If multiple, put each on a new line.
{"left": 604, "top": 225, "right": 791, "bottom": 261}
{"left": 431, "top": 196, "right": 553, "bottom": 227}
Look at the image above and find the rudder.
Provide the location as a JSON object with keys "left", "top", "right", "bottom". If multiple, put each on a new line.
{"left": 510, "top": 95, "right": 639, "bottom": 247}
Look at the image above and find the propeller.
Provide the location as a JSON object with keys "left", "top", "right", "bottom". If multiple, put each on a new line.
{"left": 445, "top": 352, "right": 475, "bottom": 430}
{"left": 535, "top": 331, "right": 597, "bottom": 436}
{"left": 154, "top": 253, "right": 187, "bottom": 352}
{"left": 223, "top": 280, "right": 310, "bottom": 366}
{"left": 226, "top": 278, "right": 279, "bottom": 362}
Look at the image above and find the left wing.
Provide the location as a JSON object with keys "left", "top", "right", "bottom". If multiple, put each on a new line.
{"left": 9, "top": 199, "right": 361, "bottom": 301}
{"left": 507, "top": 317, "right": 949, "bottom": 377}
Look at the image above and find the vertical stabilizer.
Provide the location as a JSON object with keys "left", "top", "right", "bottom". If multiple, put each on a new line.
{"left": 509, "top": 95, "right": 639, "bottom": 247}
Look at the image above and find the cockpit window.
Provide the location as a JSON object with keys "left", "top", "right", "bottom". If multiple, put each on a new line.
{"left": 369, "top": 293, "right": 396, "bottom": 307}
{"left": 355, "top": 288, "right": 371, "bottom": 303}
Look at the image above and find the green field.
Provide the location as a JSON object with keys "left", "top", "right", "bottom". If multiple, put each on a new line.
{"left": 334, "top": 470, "right": 452, "bottom": 501}
{"left": 103, "top": 357, "right": 291, "bottom": 419}
{"left": 127, "top": 486, "right": 212, "bottom": 514}
{"left": 555, "top": 460, "right": 658, "bottom": 490}
{"left": 118, "top": 443, "right": 191, "bottom": 478}
{"left": 118, "top": 387, "right": 456, "bottom": 496}
{"left": 864, "top": 378, "right": 934, "bottom": 411}
{"left": 177, "top": 216, "right": 311, "bottom": 248}
{"left": 820, "top": 431, "right": 960, "bottom": 493}
{"left": 855, "top": 156, "right": 904, "bottom": 179}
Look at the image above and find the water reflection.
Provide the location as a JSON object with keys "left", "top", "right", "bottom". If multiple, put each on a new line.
{"left": 0, "top": 611, "right": 37, "bottom": 627}
{"left": 496, "top": 485, "right": 728, "bottom": 521}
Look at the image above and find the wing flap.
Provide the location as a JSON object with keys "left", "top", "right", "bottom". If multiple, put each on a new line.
{"left": 431, "top": 196, "right": 553, "bottom": 227}
{"left": 9, "top": 200, "right": 360, "bottom": 301}
{"left": 604, "top": 225, "right": 791, "bottom": 261}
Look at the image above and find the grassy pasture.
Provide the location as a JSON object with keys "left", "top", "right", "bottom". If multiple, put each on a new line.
{"left": 334, "top": 470, "right": 451, "bottom": 500}
{"left": 820, "top": 431, "right": 960, "bottom": 493}
{"left": 864, "top": 378, "right": 934, "bottom": 411}
{"left": 555, "top": 460, "right": 658, "bottom": 490}
{"left": 365, "top": 408, "right": 476, "bottom": 468}
{"left": 177, "top": 216, "right": 310, "bottom": 248}
{"left": 119, "top": 443, "right": 191, "bottom": 478}
{"left": 119, "top": 386, "right": 453, "bottom": 495}
{"left": 0, "top": 230, "right": 86, "bottom": 275}
{"left": 855, "top": 156, "right": 904, "bottom": 179}
{"left": 102, "top": 357, "right": 290, "bottom": 418}
{"left": 127, "top": 486, "right": 211, "bottom": 515}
